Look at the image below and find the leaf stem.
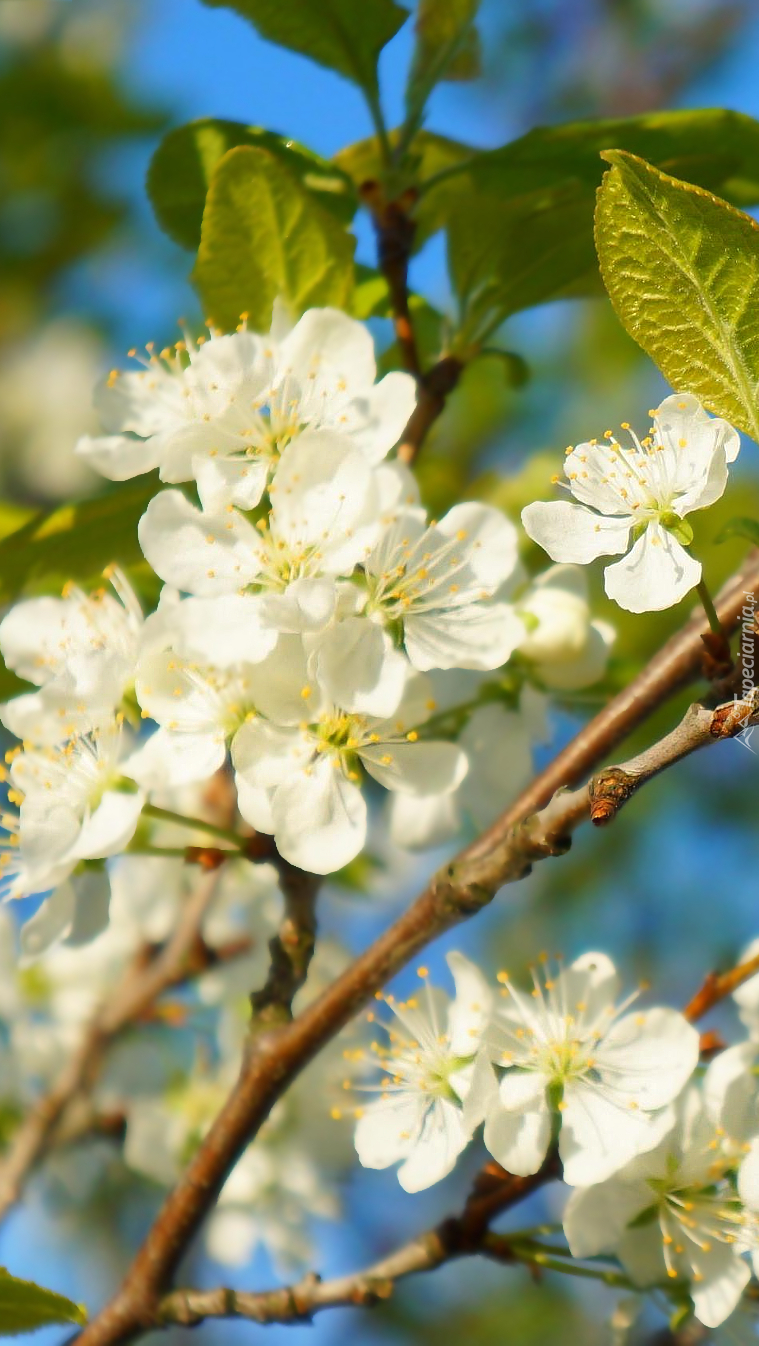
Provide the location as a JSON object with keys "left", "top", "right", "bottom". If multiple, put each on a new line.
{"left": 363, "top": 84, "right": 393, "bottom": 168}
{"left": 498, "top": 1237, "right": 632, "bottom": 1287}
{"left": 696, "top": 577, "right": 726, "bottom": 638}
{"left": 125, "top": 845, "right": 192, "bottom": 859}
{"left": 141, "top": 804, "right": 245, "bottom": 850}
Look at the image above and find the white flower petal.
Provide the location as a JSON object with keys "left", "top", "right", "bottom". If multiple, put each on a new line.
{"left": 279, "top": 307, "right": 376, "bottom": 393}
{"left": 354, "top": 1094, "right": 422, "bottom": 1170}
{"left": 397, "top": 1099, "right": 470, "bottom": 1192}
{"left": 559, "top": 1083, "right": 674, "bottom": 1187}
{"left": 404, "top": 602, "right": 524, "bottom": 672}
{"left": 387, "top": 790, "right": 461, "bottom": 850}
{"left": 563, "top": 1179, "right": 650, "bottom": 1259}
{"left": 75, "top": 789, "right": 144, "bottom": 860}
{"left": 348, "top": 371, "right": 417, "bottom": 462}
{"left": 483, "top": 1102, "right": 551, "bottom": 1176}
{"left": 19, "top": 883, "right": 77, "bottom": 962}
{"left": 437, "top": 503, "right": 519, "bottom": 589}
{"left": 362, "top": 740, "right": 468, "bottom": 796}
{"left": 446, "top": 952, "right": 494, "bottom": 1057}
{"left": 232, "top": 719, "right": 310, "bottom": 789}
{"left": 599, "top": 1007, "right": 700, "bottom": 1111}
{"left": 271, "top": 757, "right": 367, "bottom": 874}
{"left": 498, "top": 1070, "right": 549, "bottom": 1111}
{"left": 75, "top": 433, "right": 162, "bottom": 480}
{"left": 690, "top": 1244, "right": 750, "bottom": 1329}
{"left": 193, "top": 452, "right": 270, "bottom": 513}
{"left": 309, "top": 617, "right": 408, "bottom": 718}
{"left": 604, "top": 521, "right": 701, "bottom": 612}
{"left": 138, "top": 491, "right": 260, "bottom": 596}
{"left": 125, "top": 726, "right": 226, "bottom": 789}
{"left": 522, "top": 500, "right": 632, "bottom": 564}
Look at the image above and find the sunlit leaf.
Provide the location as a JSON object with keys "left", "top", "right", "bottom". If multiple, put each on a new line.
{"left": 595, "top": 150, "right": 759, "bottom": 443}
{"left": 0, "top": 1268, "right": 86, "bottom": 1336}
{"left": 194, "top": 146, "right": 355, "bottom": 332}
{"left": 199, "top": 0, "right": 409, "bottom": 96}
{"left": 0, "top": 478, "right": 157, "bottom": 607}
{"left": 147, "top": 118, "right": 357, "bottom": 251}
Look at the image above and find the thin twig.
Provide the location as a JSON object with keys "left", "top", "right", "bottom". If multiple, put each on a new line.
{"left": 72, "top": 551, "right": 759, "bottom": 1345}
{"left": 363, "top": 182, "right": 464, "bottom": 465}
{"left": 156, "top": 1156, "right": 560, "bottom": 1327}
{"left": 684, "top": 949, "right": 759, "bottom": 1022}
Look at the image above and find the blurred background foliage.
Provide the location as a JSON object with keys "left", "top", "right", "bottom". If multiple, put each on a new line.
{"left": 2, "top": 1, "right": 759, "bottom": 1343}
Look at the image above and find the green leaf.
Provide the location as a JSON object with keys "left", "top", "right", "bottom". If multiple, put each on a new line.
{"left": 193, "top": 146, "right": 355, "bottom": 333}
{"left": 715, "top": 516, "right": 759, "bottom": 546}
{"left": 443, "top": 109, "right": 759, "bottom": 336}
{"left": 0, "top": 1267, "right": 86, "bottom": 1335}
{"left": 199, "top": 0, "right": 409, "bottom": 96}
{"left": 406, "top": 0, "right": 481, "bottom": 113}
{"left": 595, "top": 150, "right": 759, "bottom": 444}
{"left": 447, "top": 182, "right": 594, "bottom": 341}
{"left": 147, "top": 118, "right": 357, "bottom": 251}
{"left": 452, "top": 108, "right": 759, "bottom": 203}
{"left": 0, "top": 477, "right": 158, "bottom": 608}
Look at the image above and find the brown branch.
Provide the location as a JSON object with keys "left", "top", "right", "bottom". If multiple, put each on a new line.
{"left": 685, "top": 949, "right": 759, "bottom": 1023}
{"left": 396, "top": 355, "right": 464, "bottom": 465}
{"left": 249, "top": 856, "right": 320, "bottom": 1027}
{"left": 363, "top": 182, "right": 464, "bottom": 466}
{"left": 156, "top": 1155, "right": 560, "bottom": 1328}
{"left": 74, "top": 550, "right": 759, "bottom": 1345}
{"left": 0, "top": 871, "right": 224, "bottom": 1224}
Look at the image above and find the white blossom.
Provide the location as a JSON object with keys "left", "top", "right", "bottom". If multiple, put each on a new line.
{"left": 137, "top": 433, "right": 379, "bottom": 628}
{"left": 352, "top": 953, "right": 493, "bottom": 1192}
{"left": 477, "top": 952, "right": 699, "bottom": 1185}
{"left": 522, "top": 394, "right": 739, "bottom": 613}
{"left": 10, "top": 718, "right": 144, "bottom": 873}
{"left": 564, "top": 1080, "right": 759, "bottom": 1329}
{"left": 0, "top": 567, "right": 144, "bottom": 746}
{"left": 77, "top": 307, "right": 416, "bottom": 509}
{"left": 232, "top": 665, "right": 467, "bottom": 874}
{"left": 363, "top": 501, "right": 524, "bottom": 671}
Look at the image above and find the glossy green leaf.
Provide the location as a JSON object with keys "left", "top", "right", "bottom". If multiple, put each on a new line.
{"left": 147, "top": 118, "right": 357, "bottom": 251}
{"left": 199, "top": 0, "right": 408, "bottom": 96}
{"left": 715, "top": 516, "right": 759, "bottom": 546}
{"left": 193, "top": 146, "right": 355, "bottom": 333}
{"left": 0, "top": 478, "right": 158, "bottom": 607}
{"left": 595, "top": 150, "right": 759, "bottom": 443}
{"left": 0, "top": 1268, "right": 86, "bottom": 1335}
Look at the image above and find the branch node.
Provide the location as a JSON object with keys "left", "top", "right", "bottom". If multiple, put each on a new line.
{"left": 589, "top": 766, "right": 639, "bottom": 825}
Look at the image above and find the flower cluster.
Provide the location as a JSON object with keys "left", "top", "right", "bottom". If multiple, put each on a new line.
{"left": 352, "top": 947, "right": 759, "bottom": 1330}
{"left": 0, "top": 307, "right": 621, "bottom": 951}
